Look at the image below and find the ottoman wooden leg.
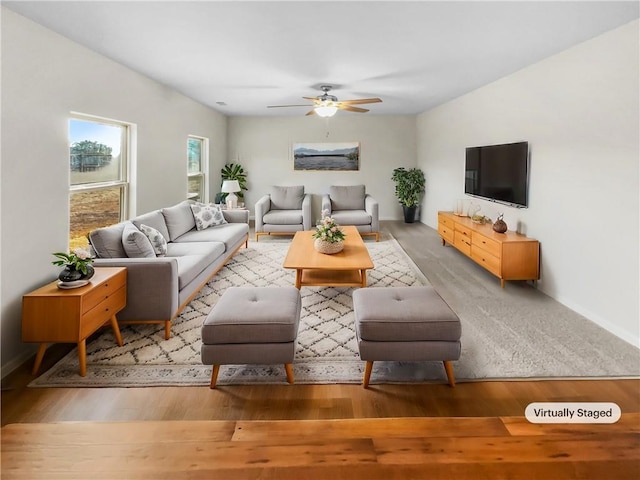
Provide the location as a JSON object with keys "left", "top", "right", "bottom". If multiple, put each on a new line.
{"left": 362, "top": 361, "right": 374, "bottom": 389}
{"left": 443, "top": 360, "right": 456, "bottom": 387}
{"left": 209, "top": 365, "right": 220, "bottom": 389}
{"left": 285, "top": 363, "right": 294, "bottom": 384}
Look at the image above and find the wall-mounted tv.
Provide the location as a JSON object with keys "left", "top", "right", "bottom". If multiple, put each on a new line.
{"left": 464, "top": 141, "right": 529, "bottom": 208}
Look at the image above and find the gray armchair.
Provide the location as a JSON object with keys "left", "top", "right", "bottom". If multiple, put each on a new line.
{"left": 321, "top": 185, "right": 379, "bottom": 241}
{"left": 255, "top": 185, "right": 312, "bottom": 241}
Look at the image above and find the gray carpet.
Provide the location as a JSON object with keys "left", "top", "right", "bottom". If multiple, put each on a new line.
{"left": 30, "top": 232, "right": 639, "bottom": 388}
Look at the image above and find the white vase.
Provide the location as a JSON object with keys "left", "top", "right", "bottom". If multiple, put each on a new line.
{"left": 314, "top": 238, "right": 344, "bottom": 254}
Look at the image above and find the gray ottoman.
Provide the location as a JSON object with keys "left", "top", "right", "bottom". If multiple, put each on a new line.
{"left": 353, "top": 286, "right": 461, "bottom": 388}
{"left": 201, "top": 286, "right": 301, "bottom": 388}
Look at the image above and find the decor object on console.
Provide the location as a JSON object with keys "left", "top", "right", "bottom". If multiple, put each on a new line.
{"left": 493, "top": 214, "right": 508, "bottom": 233}
{"left": 52, "top": 248, "right": 95, "bottom": 287}
{"left": 321, "top": 185, "right": 379, "bottom": 241}
{"left": 438, "top": 211, "right": 539, "bottom": 288}
{"left": 88, "top": 200, "right": 249, "bottom": 339}
{"left": 255, "top": 185, "right": 312, "bottom": 241}
{"left": 391, "top": 167, "right": 425, "bottom": 223}
{"left": 312, "top": 210, "right": 346, "bottom": 254}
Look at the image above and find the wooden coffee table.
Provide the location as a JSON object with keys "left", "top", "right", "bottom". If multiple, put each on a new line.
{"left": 283, "top": 226, "right": 374, "bottom": 289}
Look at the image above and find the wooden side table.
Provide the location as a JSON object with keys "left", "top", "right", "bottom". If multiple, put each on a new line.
{"left": 22, "top": 267, "right": 127, "bottom": 376}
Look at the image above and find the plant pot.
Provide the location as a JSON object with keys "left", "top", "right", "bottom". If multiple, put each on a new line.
{"left": 58, "top": 264, "right": 95, "bottom": 282}
{"left": 402, "top": 205, "right": 417, "bottom": 224}
{"left": 314, "top": 238, "right": 344, "bottom": 255}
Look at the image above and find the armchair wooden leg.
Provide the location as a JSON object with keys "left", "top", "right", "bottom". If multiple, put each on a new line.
{"left": 164, "top": 321, "right": 171, "bottom": 340}
{"left": 362, "top": 360, "right": 373, "bottom": 389}
{"left": 285, "top": 363, "right": 294, "bottom": 384}
{"left": 443, "top": 360, "right": 456, "bottom": 387}
{"left": 209, "top": 365, "right": 220, "bottom": 389}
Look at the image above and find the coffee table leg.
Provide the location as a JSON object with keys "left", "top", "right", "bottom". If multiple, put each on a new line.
{"left": 361, "top": 269, "right": 367, "bottom": 287}
{"left": 78, "top": 339, "right": 87, "bottom": 377}
{"left": 295, "top": 269, "right": 302, "bottom": 289}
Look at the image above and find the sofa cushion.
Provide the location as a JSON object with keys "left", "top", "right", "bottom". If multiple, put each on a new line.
{"left": 132, "top": 210, "right": 170, "bottom": 242}
{"left": 89, "top": 222, "right": 128, "bottom": 259}
{"left": 330, "top": 185, "right": 365, "bottom": 211}
{"left": 270, "top": 185, "right": 304, "bottom": 210}
{"left": 190, "top": 202, "right": 227, "bottom": 230}
{"left": 139, "top": 224, "right": 168, "bottom": 257}
{"left": 174, "top": 222, "right": 248, "bottom": 252}
{"left": 122, "top": 222, "right": 155, "bottom": 258}
{"left": 330, "top": 210, "right": 372, "bottom": 226}
{"left": 166, "top": 242, "right": 226, "bottom": 289}
{"left": 263, "top": 209, "right": 304, "bottom": 225}
{"left": 162, "top": 201, "right": 196, "bottom": 241}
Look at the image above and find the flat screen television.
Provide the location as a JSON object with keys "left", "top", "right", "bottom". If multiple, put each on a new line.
{"left": 464, "top": 141, "right": 529, "bottom": 208}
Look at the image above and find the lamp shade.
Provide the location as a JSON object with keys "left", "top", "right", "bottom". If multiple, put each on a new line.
{"left": 221, "top": 180, "right": 241, "bottom": 193}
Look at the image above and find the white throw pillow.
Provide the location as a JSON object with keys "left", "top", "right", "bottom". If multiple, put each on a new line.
{"left": 139, "top": 223, "right": 168, "bottom": 256}
{"left": 190, "top": 203, "right": 227, "bottom": 231}
{"left": 122, "top": 223, "right": 155, "bottom": 258}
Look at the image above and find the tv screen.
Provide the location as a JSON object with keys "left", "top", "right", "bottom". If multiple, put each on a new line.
{"left": 464, "top": 141, "right": 529, "bottom": 208}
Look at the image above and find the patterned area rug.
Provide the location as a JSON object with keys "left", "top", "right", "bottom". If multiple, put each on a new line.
{"left": 30, "top": 236, "right": 432, "bottom": 387}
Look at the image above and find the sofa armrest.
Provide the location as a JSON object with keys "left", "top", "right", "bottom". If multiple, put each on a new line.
{"left": 254, "top": 194, "right": 271, "bottom": 232}
{"left": 365, "top": 194, "right": 379, "bottom": 232}
{"left": 92, "top": 257, "right": 179, "bottom": 321}
{"left": 222, "top": 209, "right": 249, "bottom": 224}
{"left": 321, "top": 194, "right": 332, "bottom": 215}
{"left": 302, "top": 194, "right": 312, "bottom": 230}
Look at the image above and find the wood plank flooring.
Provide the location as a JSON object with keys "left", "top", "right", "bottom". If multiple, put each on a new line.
{"left": 2, "top": 415, "right": 639, "bottom": 479}
{"left": 2, "top": 221, "right": 639, "bottom": 478}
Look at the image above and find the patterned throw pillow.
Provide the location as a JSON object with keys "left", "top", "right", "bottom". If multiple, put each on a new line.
{"left": 138, "top": 223, "right": 168, "bottom": 256}
{"left": 190, "top": 202, "right": 227, "bottom": 231}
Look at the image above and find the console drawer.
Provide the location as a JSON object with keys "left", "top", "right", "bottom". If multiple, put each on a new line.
{"left": 471, "top": 246, "right": 501, "bottom": 277}
{"left": 438, "top": 213, "right": 454, "bottom": 229}
{"left": 454, "top": 231, "right": 472, "bottom": 256}
{"left": 472, "top": 232, "right": 501, "bottom": 258}
{"left": 438, "top": 224, "right": 454, "bottom": 244}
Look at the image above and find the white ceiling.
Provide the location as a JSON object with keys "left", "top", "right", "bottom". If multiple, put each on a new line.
{"left": 5, "top": 1, "right": 639, "bottom": 116}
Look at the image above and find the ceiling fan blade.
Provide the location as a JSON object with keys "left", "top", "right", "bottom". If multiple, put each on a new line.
{"left": 303, "top": 96, "right": 320, "bottom": 102}
{"left": 305, "top": 109, "right": 316, "bottom": 116}
{"left": 338, "top": 98, "right": 382, "bottom": 105}
{"left": 338, "top": 105, "right": 369, "bottom": 113}
{"left": 267, "top": 104, "right": 312, "bottom": 108}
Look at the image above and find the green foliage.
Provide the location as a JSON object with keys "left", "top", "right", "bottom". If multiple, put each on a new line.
{"left": 220, "top": 163, "right": 248, "bottom": 200}
{"left": 391, "top": 167, "right": 425, "bottom": 207}
{"left": 52, "top": 249, "right": 93, "bottom": 275}
{"left": 312, "top": 213, "right": 346, "bottom": 243}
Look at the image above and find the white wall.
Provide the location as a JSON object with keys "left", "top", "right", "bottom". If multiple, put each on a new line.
{"left": 227, "top": 115, "right": 417, "bottom": 221}
{"left": 0, "top": 8, "right": 227, "bottom": 373}
{"left": 417, "top": 20, "right": 639, "bottom": 346}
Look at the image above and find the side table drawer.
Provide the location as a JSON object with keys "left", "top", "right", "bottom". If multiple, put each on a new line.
{"left": 80, "top": 286, "right": 126, "bottom": 339}
{"left": 82, "top": 270, "right": 126, "bottom": 314}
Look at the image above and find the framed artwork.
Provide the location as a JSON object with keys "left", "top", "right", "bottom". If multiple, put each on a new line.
{"left": 293, "top": 142, "right": 360, "bottom": 171}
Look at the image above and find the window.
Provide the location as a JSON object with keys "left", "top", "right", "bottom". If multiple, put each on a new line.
{"left": 188, "top": 136, "right": 208, "bottom": 202}
{"left": 69, "top": 115, "right": 130, "bottom": 249}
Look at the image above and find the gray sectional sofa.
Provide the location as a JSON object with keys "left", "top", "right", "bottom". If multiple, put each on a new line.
{"left": 88, "top": 201, "right": 249, "bottom": 339}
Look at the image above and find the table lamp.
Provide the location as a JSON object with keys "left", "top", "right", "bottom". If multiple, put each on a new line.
{"left": 221, "top": 180, "right": 241, "bottom": 209}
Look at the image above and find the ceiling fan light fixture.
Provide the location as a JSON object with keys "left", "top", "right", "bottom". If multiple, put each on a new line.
{"left": 314, "top": 104, "right": 338, "bottom": 117}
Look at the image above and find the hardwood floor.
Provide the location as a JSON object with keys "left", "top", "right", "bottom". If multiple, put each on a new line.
{"left": 2, "top": 221, "right": 639, "bottom": 478}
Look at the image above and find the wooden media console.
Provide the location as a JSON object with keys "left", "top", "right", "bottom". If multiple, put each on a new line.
{"left": 438, "top": 211, "right": 539, "bottom": 288}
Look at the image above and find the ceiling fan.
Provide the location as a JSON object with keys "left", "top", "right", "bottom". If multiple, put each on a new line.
{"left": 267, "top": 85, "right": 382, "bottom": 117}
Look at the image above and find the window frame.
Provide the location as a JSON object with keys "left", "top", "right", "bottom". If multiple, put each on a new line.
{"left": 68, "top": 113, "right": 131, "bottom": 247}
{"left": 187, "top": 135, "right": 209, "bottom": 203}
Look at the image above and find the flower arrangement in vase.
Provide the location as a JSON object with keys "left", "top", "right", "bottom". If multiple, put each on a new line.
{"left": 52, "top": 247, "right": 95, "bottom": 286}
{"left": 312, "top": 210, "right": 346, "bottom": 254}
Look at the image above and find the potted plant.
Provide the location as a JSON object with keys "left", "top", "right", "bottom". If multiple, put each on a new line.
{"left": 391, "top": 167, "right": 425, "bottom": 223}
{"left": 218, "top": 163, "right": 248, "bottom": 205}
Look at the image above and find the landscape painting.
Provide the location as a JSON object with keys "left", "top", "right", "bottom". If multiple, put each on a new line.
{"left": 293, "top": 142, "right": 360, "bottom": 171}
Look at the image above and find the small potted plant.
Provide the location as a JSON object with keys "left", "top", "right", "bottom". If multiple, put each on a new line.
{"left": 52, "top": 247, "right": 95, "bottom": 283}
{"left": 312, "top": 210, "right": 346, "bottom": 254}
{"left": 391, "top": 167, "right": 425, "bottom": 223}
